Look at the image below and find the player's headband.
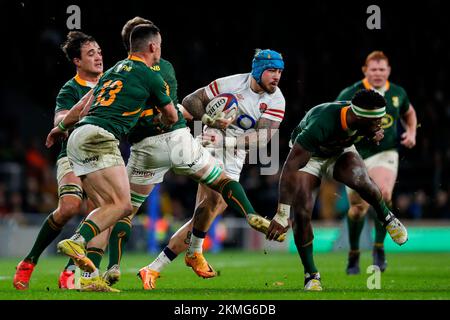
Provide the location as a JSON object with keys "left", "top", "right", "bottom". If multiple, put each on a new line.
{"left": 251, "top": 49, "right": 284, "bottom": 84}
{"left": 351, "top": 103, "right": 386, "bottom": 118}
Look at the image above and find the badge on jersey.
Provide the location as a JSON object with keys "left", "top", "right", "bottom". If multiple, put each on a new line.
{"left": 392, "top": 96, "right": 399, "bottom": 107}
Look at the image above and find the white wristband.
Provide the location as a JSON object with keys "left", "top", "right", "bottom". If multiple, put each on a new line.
{"left": 273, "top": 203, "right": 290, "bottom": 228}
{"left": 224, "top": 136, "right": 237, "bottom": 148}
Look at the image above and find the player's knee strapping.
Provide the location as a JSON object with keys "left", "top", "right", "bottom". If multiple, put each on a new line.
{"left": 199, "top": 165, "right": 223, "bottom": 186}
{"left": 58, "top": 183, "right": 83, "bottom": 199}
{"left": 108, "top": 217, "right": 132, "bottom": 268}
{"left": 130, "top": 191, "right": 148, "bottom": 208}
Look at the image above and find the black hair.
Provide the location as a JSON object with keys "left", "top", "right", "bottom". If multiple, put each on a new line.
{"left": 61, "top": 31, "right": 96, "bottom": 63}
{"left": 351, "top": 89, "right": 386, "bottom": 109}
{"left": 129, "top": 24, "right": 160, "bottom": 53}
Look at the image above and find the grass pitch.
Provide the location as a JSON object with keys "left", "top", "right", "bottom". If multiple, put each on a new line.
{"left": 0, "top": 251, "right": 449, "bottom": 300}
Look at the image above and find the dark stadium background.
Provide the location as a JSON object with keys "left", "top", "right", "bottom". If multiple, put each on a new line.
{"left": 1, "top": 0, "right": 449, "bottom": 225}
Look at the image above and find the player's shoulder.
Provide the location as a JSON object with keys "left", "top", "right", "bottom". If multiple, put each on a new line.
{"left": 215, "top": 73, "right": 250, "bottom": 86}
{"left": 57, "top": 77, "right": 79, "bottom": 95}
{"left": 159, "top": 58, "right": 175, "bottom": 70}
{"left": 309, "top": 101, "right": 344, "bottom": 119}
{"left": 388, "top": 81, "right": 408, "bottom": 95}
{"left": 272, "top": 86, "right": 285, "bottom": 100}
{"left": 339, "top": 80, "right": 364, "bottom": 96}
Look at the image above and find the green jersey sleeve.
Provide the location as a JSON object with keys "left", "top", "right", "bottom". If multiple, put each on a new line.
{"left": 399, "top": 86, "right": 411, "bottom": 115}
{"left": 161, "top": 60, "right": 178, "bottom": 105}
{"left": 146, "top": 70, "right": 172, "bottom": 108}
{"left": 55, "top": 85, "right": 79, "bottom": 113}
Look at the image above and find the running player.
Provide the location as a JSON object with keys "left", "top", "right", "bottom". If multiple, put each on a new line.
{"left": 13, "top": 31, "right": 104, "bottom": 290}
{"left": 267, "top": 89, "right": 408, "bottom": 291}
{"left": 45, "top": 23, "right": 178, "bottom": 292}
{"left": 336, "top": 51, "right": 417, "bottom": 274}
{"left": 101, "top": 16, "right": 188, "bottom": 286}
{"left": 138, "top": 49, "right": 286, "bottom": 289}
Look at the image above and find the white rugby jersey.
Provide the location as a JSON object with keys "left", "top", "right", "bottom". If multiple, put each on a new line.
{"left": 204, "top": 73, "right": 285, "bottom": 137}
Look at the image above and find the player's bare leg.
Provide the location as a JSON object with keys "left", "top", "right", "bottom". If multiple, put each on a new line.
{"left": 139, "top": 184, "right": 227, "bottom": 288}
{"left": 100, "top": 182, "right": 152, "bottom": 288}
{"left": 57, "top": 165, "right": 132, "bottom": 277}
{"left": 334, "top": 152, "right": 407, "bottom": 246}
{"left": 184, "top": 163, "right": 283, "bottom": 278}
{"left": 291, "top": 171, "right": 323, "bottom": 291}
{"left": 14, "top": 171, "right": 83, "bottom": 290}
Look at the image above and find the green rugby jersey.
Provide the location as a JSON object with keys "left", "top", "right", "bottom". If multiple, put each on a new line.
{"left": 290, "top": 102, "right": 361, "bottom": 158}
{"left": 128, "top": 58, "right": 186, "bottom": 144}
{"left": 55, "top": 74, "right": 96, "bottom": 160}
{"left": 336, "top": 78, "right": 410, "bottom": 159}
{"left": 78, "top": 55, "right": 172, "bottom": 140}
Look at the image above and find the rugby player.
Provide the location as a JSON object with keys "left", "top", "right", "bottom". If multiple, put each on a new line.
{"left": 336, "top": 51, "right": 417, "bottom": 274}
{"left": 267, "top": 89, "right": 408, "bottom": 291}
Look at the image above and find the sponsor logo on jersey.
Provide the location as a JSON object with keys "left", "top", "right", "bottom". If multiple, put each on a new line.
{"left": 81, "top": 155, "right": 99, "bottom": 164}
{"left": 115, "top": 62, "right": 132, "bottom": 73}
{"left": 187, "top": 153, "right": 203, "bottom": 168}
{"left": 131, "top": 168, "right": 155, "bottom": 177}
{"left": 392, "top": 96, "right": 399, "bottom": 107}
{"left": 259, "top": 103, "right": 268, "bottom": 113}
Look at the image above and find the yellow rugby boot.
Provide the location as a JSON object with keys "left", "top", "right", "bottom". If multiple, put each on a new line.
{"left": 384, "top": 213, "right": 408, "bottom": 245}
{"left": 80, "top": 275, "right": 120, "bottom": 293}
{"left": 304, "top": 273, "right": 322, "bottom": 291}
{"left": 247, "top": 214, "right": 287, "bottom": 242}
{"left": 57, "top": 239, "right": 95, "bottom": 273}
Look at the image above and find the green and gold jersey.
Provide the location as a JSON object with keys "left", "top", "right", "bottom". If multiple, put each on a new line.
{"left": 54, "top": 74, "right": 96, "bottom": 160}
{"left": 78, "top": 55, "right": 172, "bottom": 140}
{"left": 128, "top": 58, "right": 186, "bottom": 144}
{"left": 336, "top": 78, "right": 410, "bottom": 159}
{"left": 291, "top": 102, "right": 361, "bottom": 158}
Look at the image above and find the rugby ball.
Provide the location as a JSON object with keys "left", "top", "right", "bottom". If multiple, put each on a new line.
{"left": 205, "top": 93, "right": 238, "bottom": 120}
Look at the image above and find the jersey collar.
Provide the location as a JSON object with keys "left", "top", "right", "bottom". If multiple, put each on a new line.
{"left": 74, "top": 73, "right": 97, "bottom": 88}
{"left": 362, "top": 78, "right": 390, "bottom": 96}
{"left": 128, "top": 54, "right": 146, "bottom": 64}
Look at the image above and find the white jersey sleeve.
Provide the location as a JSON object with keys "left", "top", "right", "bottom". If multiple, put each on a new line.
{"left": 204, "top": 74, "right": 248, "bottom": 99}
{"left": 261, "top": 89, "right": 285, "bottom": 122}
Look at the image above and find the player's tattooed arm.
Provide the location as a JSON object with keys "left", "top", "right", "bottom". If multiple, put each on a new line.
{"left": 235, "top": 118, "right": 280, "bottom": 149}
{"left": 182, "top": 88, "right": 232, "bottom": 129}
{"left": 182, "top": 88, "right": 210, "bottom": 120}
